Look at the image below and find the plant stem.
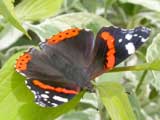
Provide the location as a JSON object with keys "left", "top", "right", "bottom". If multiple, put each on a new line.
{"left": 135, "top": 70, "right": 148, "bottom": 95}
{"left": 108, "top": 64, "right": 149, "bottom": 73}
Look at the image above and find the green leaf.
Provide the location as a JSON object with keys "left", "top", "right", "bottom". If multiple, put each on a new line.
{"left": 0, "top": 24, "right": 23, "bottom": 50}
{"left": 96, "top": 82, "right": 136, "bottom": 120}
{"left": 0, "top": 51, "right": 84, "bottom": 120}
{"left": 80, "top": 93, "right": 99, "bottom": 109}
{"left": 128, "top": 92, "right": 145, "bottom": 120}
{"left": 57, "top": 111, "right": 90, "bottom": 120}
{"left": 137, "top": 12, "right": 160, "bottom": 28}
{"left": 80, "top": 0, "right": 104, "bottom": 13}
{"left": 97, "top": 72, "right": 123, "bottom": 83}
{"left": 15, "top": 0, "right": 63, "bottom": 21}
{"left": 27, "top": 12, "right": 111, "bottom": 40}
{"left": 57, "top": 108, "right": 100, "bottom": 120}
{"left": 0, "top": 0, "right": 30, "bottom": 38}
{"left": 119, "top": 0, "right": 160, "bottom": 12}
{"left": 146, "top": 33, "right": 160, "bottom": 91}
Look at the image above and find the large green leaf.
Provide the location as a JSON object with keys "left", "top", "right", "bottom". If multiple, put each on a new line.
{"left": 119, "top": 0, "right": 160, "bottom": 12}
{"left": 0, "top": 0, "right": 30, "bottom": 38}
{"left": 146, "top": 33, "right": 160, "bottom": 91}
{"left": 96, "top": 82, "right": 136, "bottom": 120}
{"left": 15, "top": 0, "right": 63, "bottom": 21}
{"left": 27, "top": 12, "right": 111, "bottom": 40}
{"left": 0, "top": 51, "right": 84, "bottom": 120}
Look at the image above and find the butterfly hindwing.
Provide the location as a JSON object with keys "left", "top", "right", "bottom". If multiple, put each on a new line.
{"left": 26, "top": 79, "right": 78, "bottom": 107}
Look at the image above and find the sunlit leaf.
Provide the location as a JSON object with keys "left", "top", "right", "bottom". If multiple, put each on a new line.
{"left": 97, "top": 72, "right": 123, "bottom": 83}
{"left": 119, "top": 0, "right": 160, "bottom": 12}
{"left": 0, "top": 0, "right": 30, "bottom": 38}
{"left": 27, "top": 12, "right": 111, "bottom": 41}
{"left": 128, "top": 92, "right": 145, "bottom": 120}
{"left": 96, "top": 82, "right": 136, "bottom": 120}
{"left": 138, "top": 12, "right": 160, "bottom": 28}
{"left": 15, "top": 0, "right": 63, "bottom": 21}
{"left": 0, "top": 24, "right": 23, "bottom": 50}
{"left": 146, "top": 33, "right": 160, "bottom": 91}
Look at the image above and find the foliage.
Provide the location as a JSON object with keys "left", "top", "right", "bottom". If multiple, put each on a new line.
{"left": 0, "top": 0, "right": 160, "bottom": 120}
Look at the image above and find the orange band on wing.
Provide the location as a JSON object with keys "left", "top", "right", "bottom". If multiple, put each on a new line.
{"left": 47, "top": 28, "right": 81, "bottom": 45}
{"left": 101, "top": 32, "right": 116, "bottom": 69}
{"left": 15, "top": 53, "right": 32, "bottom": 71}
{"left": 33, "top": 80, "right": 78, "bottom": 95}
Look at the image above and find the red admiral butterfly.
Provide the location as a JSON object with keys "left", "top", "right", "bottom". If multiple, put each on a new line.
{"left": 15, "top": 26, "right": 151, "bottom": 107}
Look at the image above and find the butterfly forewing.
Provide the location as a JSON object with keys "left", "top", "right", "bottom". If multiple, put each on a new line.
{"left": 89, "top": 26, "right": 151, "bottom": 79}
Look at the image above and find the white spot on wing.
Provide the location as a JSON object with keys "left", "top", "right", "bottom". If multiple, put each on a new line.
{"left": 51, "top": 103, "right": 58, "bottom": 107}
{"left": 125, "top": 34, "right": 133, "bottom": 40}
{"left": 27, "top": 85, "right": 31, "bottom": 89}
{"left": 45, "top": 91, "right": 50, "bottom": 94}
{"left": 35, "top": 95, "right": 37, "bottom": 99}
{"left": 119, "top": 39, "right": 122, "bottom": 43}
{"left": 35, "top": 101, "right": 46, "bottom": 107}
{"left": 121, "top": 28, "right": 127, "bottom": 31}
{"left": 53, "top": 96, "right": 68, "bottom": 102}
{"left": 31, "top": 90, "right": 36, "bottom": 95}
{"left": 39, "top": 102, "right": 46, "bottom": 107}
{"left": 25, "top": 80, "right": 27, "bottom": 84}
{"left": 125, "top": 43, "right": 135, "bottom": 54}
{"left": 133, "top": 34, "right": 138, "bottom": 37}
{"left": 41, "top": 94, "right": 49, "bottom": 99}
{"left": 141, "top": 38, "right": 147, "bottom": 42}
{"left": 20, "top": 73, "right": 26, "bottom": 77}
